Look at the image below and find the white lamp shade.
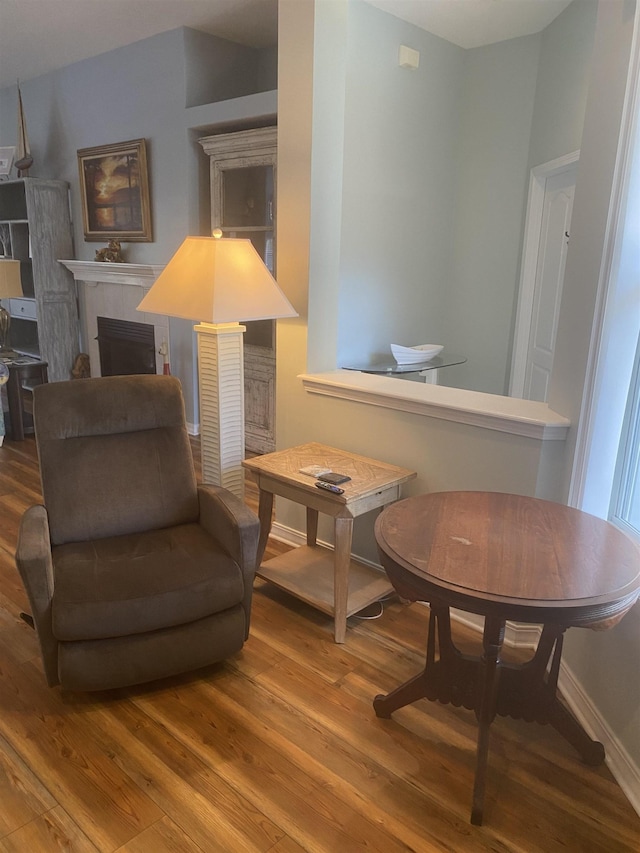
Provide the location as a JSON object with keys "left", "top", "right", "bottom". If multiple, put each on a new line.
{"left": 137, "top": 236, "right": 297, "bottom": 323}
{"left": 0, "top": 258, "right": 23, "bottom": 298}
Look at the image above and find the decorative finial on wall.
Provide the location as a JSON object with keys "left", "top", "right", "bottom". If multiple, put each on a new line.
{"left": 15, "top": 81, "right": 33, "bottom": 177}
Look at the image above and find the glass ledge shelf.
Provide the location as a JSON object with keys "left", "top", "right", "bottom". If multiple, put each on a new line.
{"left": 342, "top": 352, "right": 467, "bottom": 375}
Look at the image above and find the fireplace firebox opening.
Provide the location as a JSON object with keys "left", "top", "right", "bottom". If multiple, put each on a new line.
{"left": 96, "top": 316, "right": 156, "bottom": 377}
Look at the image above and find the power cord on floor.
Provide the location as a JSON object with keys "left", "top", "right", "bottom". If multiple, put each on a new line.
{"left": 353, "top": 592, "right": 398, "bottom": 621}
{"left": 353, "top": 601, "right": 385, "bottom": 620}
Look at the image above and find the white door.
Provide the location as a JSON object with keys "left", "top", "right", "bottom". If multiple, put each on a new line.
{"left": 523, "top": 169, "right": 575, "bottom": 401}
{"left": 510, "top": 153, "right": 578, "bottom": 401}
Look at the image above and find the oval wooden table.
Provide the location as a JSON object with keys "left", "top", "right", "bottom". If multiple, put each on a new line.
{"left": 373, "top": 491, "right": 640, "bottom": 825}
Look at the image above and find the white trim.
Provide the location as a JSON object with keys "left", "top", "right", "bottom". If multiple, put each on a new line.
{"left": 59, "top": 260, "right": 165, "bottom": 285}
{"left": 510, "top": 151, "right": 579, "bottom": 399}
{"left": 270, "top": 520, "right": 308, "bottom": 548}
{"left": 451, "top": 612, "right": 543, "bottom": 649}
{"left": 568, "top": 14, "right": 640, "bottom": 510}
{"left": 559, "top": 659, "right": 640, "bottom": 817}
{"left": 198, "top": 126, "right": 277, "bottom": 159}
{"left": 450, "top": 614, "right": 640, "bottom": 817}
{"left": 301, "top": 370, "right": 570, "bottom": 440}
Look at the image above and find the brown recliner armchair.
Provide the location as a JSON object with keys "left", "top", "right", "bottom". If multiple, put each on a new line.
{"left": 15, "top": 374, "right": 260, "bottom": 691}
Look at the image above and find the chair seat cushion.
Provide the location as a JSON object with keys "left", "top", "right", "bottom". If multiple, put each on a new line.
{"left": 51, "top": 523, "right": 245, "bottom": 641}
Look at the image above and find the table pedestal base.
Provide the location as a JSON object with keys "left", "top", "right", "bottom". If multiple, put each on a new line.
{"left": 373, "top": 604, "right": 605, "bottom": 825}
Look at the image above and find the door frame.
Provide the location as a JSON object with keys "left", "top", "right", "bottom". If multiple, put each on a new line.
{"left": 510, "top": 150, "right": 580, "bottom": 398}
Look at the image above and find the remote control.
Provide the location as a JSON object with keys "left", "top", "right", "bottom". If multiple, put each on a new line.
{"left": 315, "top": 481, "right": 344, "bottom": 495}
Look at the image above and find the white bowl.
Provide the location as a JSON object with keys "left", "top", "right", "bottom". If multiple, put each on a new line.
{"left": 390, "top": 343, "right": 444, "bottom": 364}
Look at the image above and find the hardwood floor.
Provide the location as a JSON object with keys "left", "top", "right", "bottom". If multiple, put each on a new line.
{"left": 0, "top": 435, "right": 639, "bottom": 852}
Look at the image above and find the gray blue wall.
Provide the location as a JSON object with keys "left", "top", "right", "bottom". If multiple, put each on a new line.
{"left": 334, "top": 0, "right": 597, "bottom": 395}
{"left": 0, "top": 27, "right": 277, "bottom": 421}
{"left": 528, "top": 0, "right": 598, "bottom": 169}
{"left": 446, "top": 34, "right": 540, "bottom": 395}
{"left": 337, "top": 6, "right": 462, "bottom": 369}
{"left": 0, "top": 3, "right": 598, "bottom": 405}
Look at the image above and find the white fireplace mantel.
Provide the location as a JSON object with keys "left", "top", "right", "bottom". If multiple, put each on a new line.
{"left": 60, "top": 260, "right": 165, "bottom": 286}
{"left": 60, "top": 260, "right": 168, "bottom": 376}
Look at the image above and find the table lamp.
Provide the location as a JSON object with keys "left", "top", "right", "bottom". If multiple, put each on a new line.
{"left": 0, "top": 258, "right": 23, "bottom": 351}
{"left": 137, "top": 231, "right": 297, "bottom": 498}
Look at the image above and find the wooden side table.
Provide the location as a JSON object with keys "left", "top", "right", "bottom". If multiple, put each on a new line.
{"left": 243, "top": 442, "right": 416, "bottom": 642}
{"left": 373, "top": 491, "right": 640, "bottom": 825}
{"left": 3, "top": 357, "right": 48, "bottom": 441}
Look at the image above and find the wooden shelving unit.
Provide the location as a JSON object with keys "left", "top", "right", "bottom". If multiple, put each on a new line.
{"left": 0, "top": 178, "right": 79, "bottom": 382}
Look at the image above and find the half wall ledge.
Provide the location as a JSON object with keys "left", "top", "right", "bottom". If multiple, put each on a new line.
{"left": 300, "top": 370, "right": 570, "bottom": 441}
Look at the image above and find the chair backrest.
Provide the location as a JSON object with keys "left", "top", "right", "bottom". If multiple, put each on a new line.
{"left": 34, "top": 374, "right": 199, "bottom": 545}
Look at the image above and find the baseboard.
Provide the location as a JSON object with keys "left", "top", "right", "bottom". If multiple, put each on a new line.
{"left": 270, "top": 520, "right": 324, "bottom": 549}
{"left": 267, "top": 522, "right": 640, "bottom": 817}
{"left": 269, "top": 522, "right": 388, "bottom": 573}
{"left": 558, "top": 659, "right": 640, "bottom": 817}
{"left": 450, "top": 611, "right": 543, "bottom": 649}
{"left": 450, "top": 613, "right": 639, "bottom": 816}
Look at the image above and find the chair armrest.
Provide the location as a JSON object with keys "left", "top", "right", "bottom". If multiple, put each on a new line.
{"left": 16, "top": 504, "right": 54, "bottom": 607}
{"left": 197, "top": 485, "right": 260, "bottom": 574}
{"left": 15, "top": 505, "right": 59, "bottom": 686}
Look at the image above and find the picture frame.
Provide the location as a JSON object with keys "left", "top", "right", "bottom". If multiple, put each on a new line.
{"left": 77, "top": 138, "right": 152, "bottom": 241}
{"left": 0, "top": 147, "right": 15, "bottom": 177}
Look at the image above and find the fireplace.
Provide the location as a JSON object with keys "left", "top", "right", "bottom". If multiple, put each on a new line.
{"left": 96, "top": 316, "right": 156, "bottom": 376}
{"left": 59, "top": 261, "right": 169, "bottom": 379}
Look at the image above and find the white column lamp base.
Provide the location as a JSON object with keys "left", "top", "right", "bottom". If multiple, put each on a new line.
{"left": 195, "top": 322, "right": 246, "bottom": 499}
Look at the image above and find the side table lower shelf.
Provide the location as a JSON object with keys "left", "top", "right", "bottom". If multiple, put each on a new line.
{"left": 257, "top": 545, "right": 394, "bottom": 620}
{"left": 244, "top": 441, "right": 417, "bottom": 642}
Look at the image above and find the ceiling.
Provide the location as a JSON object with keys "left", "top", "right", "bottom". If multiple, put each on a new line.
{"left": 369, "top": 0, "right": 572, "bottom": 49}
{"left": 0, "top": 0, "right": 279, "bottom": 90}
{"left": 0, "top": 0, "right": 573, "bottom": 91}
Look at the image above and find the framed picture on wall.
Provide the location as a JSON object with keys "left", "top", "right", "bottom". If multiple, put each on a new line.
{"left": 77, "top": 138, "right": 152, "bottom": 241}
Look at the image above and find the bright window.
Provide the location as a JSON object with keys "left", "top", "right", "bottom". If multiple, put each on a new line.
{"left": 572, "top": 49, "right": 640, "bottom": 526}
{"left": 611, "top": 338, "right": 640, "bottom": 540}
